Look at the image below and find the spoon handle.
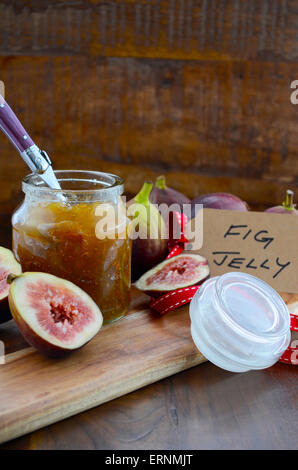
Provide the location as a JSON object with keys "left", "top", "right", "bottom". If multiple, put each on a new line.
{"left": 0, "top": 95, "right": 53, "bottom": 174}
{"left": 0, "top": 95, "right": 34, "bottom": 152}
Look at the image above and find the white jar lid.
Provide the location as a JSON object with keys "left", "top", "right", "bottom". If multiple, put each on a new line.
{"left": 190, "top": 272, "right": 291, "bottom": 372}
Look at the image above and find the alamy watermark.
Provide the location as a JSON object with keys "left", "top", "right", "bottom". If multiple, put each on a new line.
{"left": 94, "top": 200, "right": 204, "bottom": 251}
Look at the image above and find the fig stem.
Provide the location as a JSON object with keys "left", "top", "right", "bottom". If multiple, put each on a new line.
{"left": 6, "top": 273, "right": 18, "bottom": 284}
{"left": 155, "top": 175, "right": 167, "bottom": 190}
{"left": 134, "top": 182, "right": 153, "bottom": 205}
{"left": 282, "top": 189, "right": 296, "bottom": 210}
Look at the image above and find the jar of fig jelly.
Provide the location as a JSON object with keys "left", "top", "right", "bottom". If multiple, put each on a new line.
{"left": 12, "top": 170, "right": 132, "bottom": 324}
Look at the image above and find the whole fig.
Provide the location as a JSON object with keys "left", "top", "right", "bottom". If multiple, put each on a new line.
{"left": 150, "top": 175, "right": 191, "bottom": 240}
{"left": 150, "top": 175, "right": 191, "bottom": 210}
{"left": 265, "top": 190, "right": 298, "bottom": 215}
{"left": 127, "top": 182, "right": 168, "bottom": 282}
{"left": 191, "top": 192, "right": 248, "bottom": 218}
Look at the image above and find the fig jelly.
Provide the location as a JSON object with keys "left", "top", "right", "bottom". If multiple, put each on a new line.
{"left": 12, "top": 170, "right": 132, "bottom": 324}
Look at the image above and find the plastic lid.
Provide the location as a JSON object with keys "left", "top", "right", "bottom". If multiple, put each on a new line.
{"left": 190, "top": 272, "right": 291, "bottom": 372}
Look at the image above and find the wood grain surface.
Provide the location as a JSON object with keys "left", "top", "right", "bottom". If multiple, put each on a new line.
{"left": 1, "top": 55, "right": 297, "bottom": 182}
{"left": 0, "top": 0, "right": 296, "bottom": 61}
{"left": 0, "top": 0, "right": 297, "bottom": 212}
{"left": 0, "top": 0, "right": 297, "bottom": 450}
{"left": 0, "top": 288, "right": 206, "bottom": 445}
{"left": 0, "top": 288, "right": 297, "bottom": 449}
{"left": 0, "top": 362, "right": 297, "bottom": 450}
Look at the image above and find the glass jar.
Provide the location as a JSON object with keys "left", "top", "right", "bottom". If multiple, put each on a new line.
{"left": 12, "top": 170, "right": 132, "bottom": 324}
{"left": 190, "top": 272, "right": 291, "bottom": 372}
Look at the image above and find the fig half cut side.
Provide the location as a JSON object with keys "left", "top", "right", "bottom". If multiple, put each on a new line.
{"left": 0, "top": 247, "right": 22, "bottom": 324}
{"left": 135, "top": 254, "right": 210, "bottom": 296}
{"left": 8, "top": 272, "right": 103, "bottom": 357}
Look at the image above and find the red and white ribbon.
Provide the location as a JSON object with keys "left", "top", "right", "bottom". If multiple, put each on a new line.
{"left": 279, "top": 312, "right": 298, "bottom": 365}
{"left": 289, "top": 312, "right": 298, "bottom": 332}
{"left": 150, "top": 285, "right": 200, "bottom": 315}
{"left": 166, "top": 211, "right": 189, "bottom": 259}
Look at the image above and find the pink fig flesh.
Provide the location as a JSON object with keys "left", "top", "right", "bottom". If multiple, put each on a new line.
{"left": 135, "top": 254, "right": 209, "bottom": 296}
{"left": 8, "top": 272, "right": 103, "bottom": 357}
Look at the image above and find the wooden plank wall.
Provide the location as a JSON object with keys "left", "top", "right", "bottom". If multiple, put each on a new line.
{"left": 0, "top": 0, "right": 297, "bottom": 214}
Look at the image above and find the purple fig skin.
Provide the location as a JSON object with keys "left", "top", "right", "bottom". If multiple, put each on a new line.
{"left": 265, "top": 206, "right": 298, "bottom": 215}
{"left": 150, "top": 175, "right": 191, "bottom": 211}
{"left": 191, "top": 192, "right": 248, "bottom": 218}
{"left": 150, "top": 175, "right": 191, "bottom": 242}
{"left": 264, "top": 190, "right": 298, "bottom": 215}
{"left": 131, "top": 238, "right": 168, "bottom": 283}
{"left": 127, "top": 181, "right": 169, "bottom": 282}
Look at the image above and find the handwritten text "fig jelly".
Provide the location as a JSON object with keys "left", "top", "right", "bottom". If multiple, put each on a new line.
{"left": 212, "top": 224, "right": 291, "bottom": 279}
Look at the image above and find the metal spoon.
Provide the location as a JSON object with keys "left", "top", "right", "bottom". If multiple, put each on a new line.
{"left": 0, "top": 95, "right": 61, "bottom": 190}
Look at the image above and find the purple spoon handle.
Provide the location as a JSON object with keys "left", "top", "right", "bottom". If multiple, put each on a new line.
{"left": 0, "top": 94, "right": 61, "bottom": 189}
{"left": 0, "top": 95, "right": 34, "bottom": 152}
{"left": 0, "top": 94, "right": 56, "bottom": 177}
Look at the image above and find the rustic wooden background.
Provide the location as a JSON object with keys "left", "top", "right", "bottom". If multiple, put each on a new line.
{"left": 0, "top": 1, "right": 297, "bottom": 451}
{"left": 0, "top": 0, "right": 298, "bottom": 220}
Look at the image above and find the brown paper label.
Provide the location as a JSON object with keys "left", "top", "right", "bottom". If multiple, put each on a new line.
{"left": 185, "top": 209, "right": 298, "bottom": 293}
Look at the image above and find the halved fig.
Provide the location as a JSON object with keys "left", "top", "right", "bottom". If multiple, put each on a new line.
{"left": 8, "top": 272, "right": 103, "bottom": 357}
{"left": 0, "top": 247, "right": 22, "bottom": 324}
{"left": 135, "top": 254, "right": 209, "bottom": 296}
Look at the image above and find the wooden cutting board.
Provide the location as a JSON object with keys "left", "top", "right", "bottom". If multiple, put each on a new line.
{"left": 0, "top": 289, "right": 296, "bottom": 445}
{"left": 0, "top": 288, "right": 205, "bottom": 444}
